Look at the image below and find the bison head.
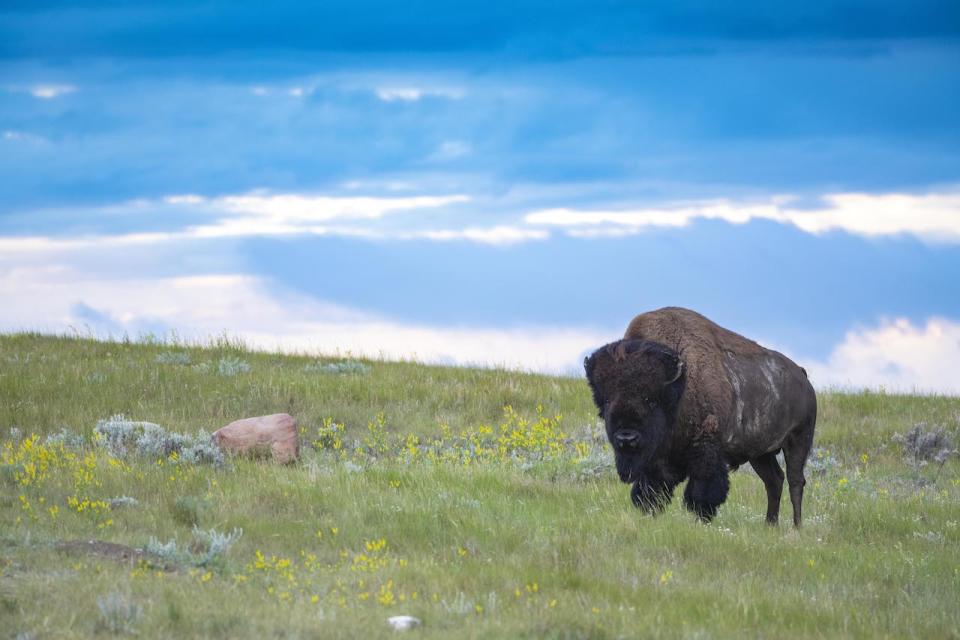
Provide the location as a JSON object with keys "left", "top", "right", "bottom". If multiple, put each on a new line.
{"left": 584, "top": 339, "right": 686, "bottom": 484}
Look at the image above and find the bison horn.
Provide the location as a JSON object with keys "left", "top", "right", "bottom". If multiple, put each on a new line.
{"left": 664, "top": 359, "right": 684, "bottom": 385}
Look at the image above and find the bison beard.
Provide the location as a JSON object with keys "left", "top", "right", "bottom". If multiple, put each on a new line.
{"left": 585, "top": 307, "right": 817, "bottom": 525}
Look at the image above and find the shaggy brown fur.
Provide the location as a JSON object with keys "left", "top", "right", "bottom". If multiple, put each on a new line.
{"left": 586, "top": 307, "right": 817, "bottom": 525}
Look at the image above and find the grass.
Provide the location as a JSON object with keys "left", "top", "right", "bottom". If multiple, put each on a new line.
{"left": 1, "top": 332, "right": 959, "bottom": 639}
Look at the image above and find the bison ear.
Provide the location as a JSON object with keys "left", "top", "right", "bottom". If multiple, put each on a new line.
{"left": 583, "top": 350, "right": 605, "bottom": 412}
{"left": 583, "top": 351, "right": 598, "bottom": 386}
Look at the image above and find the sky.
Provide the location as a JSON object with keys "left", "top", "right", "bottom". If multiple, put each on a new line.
{"left": 1, "top": 1, "right": 959, "bottom": 392}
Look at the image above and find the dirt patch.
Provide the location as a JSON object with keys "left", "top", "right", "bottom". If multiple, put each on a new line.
{"left": 56, "top": 539, "right": 176, "bottom": 571}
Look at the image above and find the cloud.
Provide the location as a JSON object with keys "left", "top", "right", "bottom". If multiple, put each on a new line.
{"left": 212, "top": 192, "right": 469, "bottom": 222}
{"left": 187, "top": 192, "right": 477, "bottom": 240}
{"left": 404, "top": 225, "right": 548, "bottom": 246}
{"left": 0, "top": 232, "right": 180, "bottom": 254}
{"left": 28, "top": 84, "right": 77, "bottom": 99}
{"left": 0, "top": 265, "right": 604, "bottom": 374}
{"left": 802, "top": 317, "right": 960, "bottom": 394}
{"left": 525, "top": 191, "right": 960, "bottom": 244}
{"left": 163, "top": 194, "right": 206, "bottom": 205}
{"left": 3, "top": 261, "right": 959, "bottom": 389}
{"left": 0, "top": 192, "right": 477, "bottom": 252}
{"left": 374, "top": 86, "right": 465, "bottom": 102}
{"left": 0, "top": 223, "right": 548, "bottom": 253}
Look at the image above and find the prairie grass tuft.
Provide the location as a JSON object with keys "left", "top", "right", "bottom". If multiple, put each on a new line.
{"left": 169, "top": 495, "right": 210, "bottom": 527}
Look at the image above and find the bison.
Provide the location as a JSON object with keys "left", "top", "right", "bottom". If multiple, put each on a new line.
{"left": 584, "top": 307, "right": 817, "bottom": 525}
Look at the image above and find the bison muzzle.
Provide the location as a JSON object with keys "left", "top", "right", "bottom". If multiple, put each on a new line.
{"left": 585, "top": 307, "right": 817, "bottom": 525}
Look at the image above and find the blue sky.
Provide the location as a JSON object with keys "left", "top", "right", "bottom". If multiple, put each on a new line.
{"left": 2, "top": 1, "right": 959, "bottom": 391}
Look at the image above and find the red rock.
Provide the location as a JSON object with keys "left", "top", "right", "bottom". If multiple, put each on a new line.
{"left": 212, "top": 413, "right": 300, "bottom": 464}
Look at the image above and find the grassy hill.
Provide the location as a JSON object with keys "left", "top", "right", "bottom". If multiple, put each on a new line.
{"left": 1, "top": 333, "right": 958, "bottom": 639}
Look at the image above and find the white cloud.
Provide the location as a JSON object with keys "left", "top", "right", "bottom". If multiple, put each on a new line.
{"left": 525, "top": 191, "right": 960, "bottom": 244}
{"left": 376, "top": 87, "right": 422, "bottom": 102}
{"left": 213, "top": 192, "right": 469, "bottom": 222}
{"left": 3, "top": 261, "right": 958, "bottom": 389}
{"left": 0, "top": 192, "right": 476, "bottom": 252}
{"left": 375, "top": 86, "right": 465, "bottom": 102}
{"left": 406, "top": 226, "right": 548, "bottom": 246}
{"left": 802, "top": 317, "right": 960, "bottom": 394}
{"left": 0, "top": 265, "right": 604, "bottom": 374}
{"left": 29, "top": 84, "right": 77, "bottom": 99}
{"left": 0, "top": 223, "right": 548, "bottom": 254}
{"left": 163, "top": 194, "right": 206, "bottom": 205}
{"left": 0, "top": 232, "right": 179, "bottom": 254}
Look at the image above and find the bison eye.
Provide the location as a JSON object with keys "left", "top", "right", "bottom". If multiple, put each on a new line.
{"left": 599, "top": 400, "right": 611, "bottom": 418}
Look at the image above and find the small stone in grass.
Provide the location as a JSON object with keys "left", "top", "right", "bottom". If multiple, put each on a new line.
{"left": 387, "top": 615, "right": 421, "bottom": 631}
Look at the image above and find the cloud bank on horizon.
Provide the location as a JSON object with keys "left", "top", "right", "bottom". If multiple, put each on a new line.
{"left": 1, "top": 1, "right": 958, "bottom": 392}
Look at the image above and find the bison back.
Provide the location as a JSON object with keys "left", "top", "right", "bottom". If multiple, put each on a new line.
{"left": 625, "top": 307, "right": 815, "bottom": 461}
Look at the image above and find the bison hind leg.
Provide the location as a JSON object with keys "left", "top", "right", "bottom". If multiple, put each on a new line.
{"left": 750, "top": 451, "right": 785, "bottom": 525}
{"left": 682, "top": 471, "right": 730, "bottom": 523}
{"left": 784, "top": 421, "right": 815, "bottom": 527}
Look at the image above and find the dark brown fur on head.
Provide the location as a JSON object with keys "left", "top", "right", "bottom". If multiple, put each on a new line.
{"left": 584, "top": 339, "right": 686, "bottom": 483}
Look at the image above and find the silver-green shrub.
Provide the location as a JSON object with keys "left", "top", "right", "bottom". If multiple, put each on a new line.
{"left": 145, "top": 526, "right": 242, "bottom": 569}
{"left": 95, "top": 415, "right": 156, "bottom": 457}
{"left": 179, "top": 431, "right": 223, "bottom": 465}
{"left": 807, "top": 447, "right": 841, "bottom": 476}
{"left": 107, "top": 496, "right": 140, "bottom": 509}
{"left": 94, "top": 415, "right": 223, "bottom": 465}
{"left": 44, "top": 427, "right": 86, "bottom": 449}
{"left": 303, "top": 360, "right": 370, "bottom": 375}
{"left": 96, "top": 591, "right": 142, "bottom": 635}
{"left": 155, "top": 351, "right": 191, "bottom": 365}
{"left": 145, "top": 537, "right": 179, "bottom": 562}
{"left": 192, "top": 525, "right": 243, "bottom": 566}
{"left": 217, "top": 356, "right": 251, "bottom": 376}
{"left": 893, "top": 423, "right": 957, "bottom": 485}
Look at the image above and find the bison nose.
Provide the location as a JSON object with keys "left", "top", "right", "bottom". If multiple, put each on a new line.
{"left": 615, "top": 431, "right": 641, "bottom": 447}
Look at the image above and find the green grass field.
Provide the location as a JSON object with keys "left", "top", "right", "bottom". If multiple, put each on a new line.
{"left": 1, "top": 333, "right": 958, "bottom": 639}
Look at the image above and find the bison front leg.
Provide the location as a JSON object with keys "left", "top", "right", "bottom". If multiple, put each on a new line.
{"left": 682, "top": 415, "right": 730, "bottom": 522}
{"left": 631, "top": 479, "right": 673, "bottom": 513}
{"left": 630, "top": 465, "right": 677, "bottom": 514}
{"left": 682, "top": 471, "right": 729, "bottom": 522}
